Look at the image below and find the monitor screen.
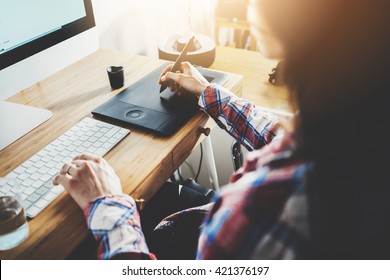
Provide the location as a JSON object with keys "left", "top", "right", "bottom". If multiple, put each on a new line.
{"left": 0, "top": 0, "right": 95, "bottom": 70}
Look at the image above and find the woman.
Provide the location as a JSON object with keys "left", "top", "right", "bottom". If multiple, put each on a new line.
{"left": 54, "top": 0, "right": 390, "bottom": 259}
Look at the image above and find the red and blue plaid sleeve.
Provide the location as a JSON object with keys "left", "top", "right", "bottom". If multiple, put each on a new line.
{"left": 199, "top": 84, "right": 284, "bottom": 151}
{"left": 83, "top": 194, "right": 156, "bottom": 260}
{"left": 196, "top": 134, "right": 310, "bottom": 259}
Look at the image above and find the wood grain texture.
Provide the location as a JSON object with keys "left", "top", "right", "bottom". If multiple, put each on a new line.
{"left": 211, "top": 46, "right": 293, "bottom": 128}
{"left": 0, "top": 49, "right": 242, "bottom": 259}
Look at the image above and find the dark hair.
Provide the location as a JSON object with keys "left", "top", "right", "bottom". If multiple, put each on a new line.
{"left": 283, "top": 1, "right": 390, "bottom": 258}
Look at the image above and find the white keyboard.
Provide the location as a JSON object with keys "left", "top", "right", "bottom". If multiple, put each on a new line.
{"left": 0, "top": 118, "right": 130, "bottom": 218}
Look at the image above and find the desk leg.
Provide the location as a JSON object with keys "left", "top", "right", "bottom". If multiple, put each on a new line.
{"left": 203, "top": 136, "right": 220, "bottom": 191}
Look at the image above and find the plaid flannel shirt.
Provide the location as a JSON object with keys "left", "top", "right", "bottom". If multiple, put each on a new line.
{"left": 84, "top": 84, "right": 310, "bottom": 259}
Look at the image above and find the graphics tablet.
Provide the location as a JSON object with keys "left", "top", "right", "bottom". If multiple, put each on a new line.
{"left": 92, "top": 64, "right": 229, "bottom": 136}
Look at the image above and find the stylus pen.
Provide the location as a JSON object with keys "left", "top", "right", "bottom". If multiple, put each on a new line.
{"left": 159, "top": 36, "right": 195, "bottom": 93}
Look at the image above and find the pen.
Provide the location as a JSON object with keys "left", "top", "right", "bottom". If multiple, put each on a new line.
{"left": 160, "top": 36, "right": 195, "bottom": 93}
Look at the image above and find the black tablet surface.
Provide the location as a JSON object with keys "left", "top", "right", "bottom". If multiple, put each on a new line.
{"left": 92, "top": 64, "right": 229, "bottom": 136}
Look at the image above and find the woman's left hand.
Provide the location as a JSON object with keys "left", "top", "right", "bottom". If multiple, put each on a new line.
{"left": 53, "top": 153, "right": 123, "bottom": 209}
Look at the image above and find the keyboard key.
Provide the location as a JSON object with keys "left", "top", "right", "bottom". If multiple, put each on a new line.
{"left": 69, "top": 151, "right": 79, "bottom": 158}
{"left": 23, "top": 200, "right": 32, "bottom": 210}
{"left": 95, "top": 148, "right": 107, "bottom": 156}
{"left": 28, "top": 193, "right": 40, "bottom": 203}
{"left": 21, "top": 179, "right": 34, "bottom": 188}
{"left": 60, "top": 150, "right": 70, "bottom": 157}
{"left": 44, "top": 192, "right": 56, "bottom": 201}
{"left": 26, "top": 166, "right": 38, "bottom": 174}
{"left": 36, "top": 185, "right": 50, "bottom": 196}
{"left": 13, "top": 166, "right": 27, "bottom": 175}
{"left": 37, "top": 150, "right": 49, "bottom": 157}
{"left": 17, "top": 173, "right": 30, "bottom": 181}
{"left": 85, "top": 131, "right": 94, "bottom": 137}
{"left": 22, "top": 161, "right": 34, "bottom": 168}
{"left": 1, "top": 184, "right": 12, "bottom": 194}
{"left": 73, "top": 140, "right": 82, "bottom": 146}
{"left": 48, "top": 168, "right": 58, "bottom": 176}
{"left": 41, "top": 155, "right": 52, "bottom": 163}
{"left": 93, "top": 141, "right": 103, "bottom": 148}
{"left": 29, "top": 155, "right": 41, "bottom": 163}
{"left": 66, "top": 145, "right": 77, "bottom": 151}
{"left": 82, "top": 141, "right": 91, "bottom": 148}
{"left": 33, "top": 161, "right": 45, "bottom": 169}
{"left": 27, "top": 205, "right": 41, "bottom": 217}
{"left": 105, "top": 128, "right": 119, "bottom": 138}
{"left": 95, "top": 132, "right": 103, "bottom": 138}
{"left": 6, "top": 173, "right": 18, "bottom": 179}
{"left": 30, "top": 173, "right": 42, "bottom": 181}
{"left": 52, "top": 185, "right": 64, "bottom": 194}
{"left": 76, "top": 146, "right": 85, "bottom": 153}
{"left": 35, "top": 198, "right": 50, "bottom": 209}
{"left": 46, "top": 161, "right": 57, "bottom": 168}
{"left": 32, "top": 181, "right": 43, "bottom": 189}
{"left": 103, "top": 143, "right": 113, "bottom": 149}
{"left": 39, "top": 174, "right": 52, "bottom": 183}
{"left": 86, "top": 146, "right": 97, "bottom": 153}
{"left": 38, "top": 166, "right": 50, "bottom": 174}
{"left": 23, "top": 187, "right": 35, "bottom": 195}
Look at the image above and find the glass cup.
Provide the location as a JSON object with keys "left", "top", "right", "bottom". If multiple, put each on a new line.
{"left": 0, "top": 177, "right": 29, "bottom": 250}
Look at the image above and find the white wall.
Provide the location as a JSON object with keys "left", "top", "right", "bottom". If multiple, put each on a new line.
{"left": 92, "top": 0, "right": 216, "bottom": 57}
{"left": 0, "top": 29, "right": 98, "bottom": 100}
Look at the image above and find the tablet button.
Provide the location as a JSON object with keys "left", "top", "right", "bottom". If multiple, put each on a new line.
{"left": 126, "top": 110, "right": 144, "bottom": 119}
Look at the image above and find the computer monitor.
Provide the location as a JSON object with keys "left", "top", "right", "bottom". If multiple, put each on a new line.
{"left": 0, "top": 0, "right": 98, "bottom": 99}
{"left": 0, "top": 0, "right": 98, "bottom": 150}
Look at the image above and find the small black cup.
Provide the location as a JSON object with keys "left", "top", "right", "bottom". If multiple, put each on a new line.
{"left": 107, "top": 66, "right": 124, "bottom": 89}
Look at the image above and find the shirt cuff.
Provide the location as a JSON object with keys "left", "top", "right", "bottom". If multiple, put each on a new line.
{"left": 199, "top": 83, "right": 220, "bottom": 110}
{"left": 83, "top": 194, "right": 152, "bottom": 260}
{"left": 198, "top": 83, "right": 236, "bottom": 116}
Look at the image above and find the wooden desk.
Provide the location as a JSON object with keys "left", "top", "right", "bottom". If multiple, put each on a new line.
{"left": 211, "top": 46, "right": 293, "bottom": 126}
{"left": 0, "top": 49, "right": 242, "bottom": 259}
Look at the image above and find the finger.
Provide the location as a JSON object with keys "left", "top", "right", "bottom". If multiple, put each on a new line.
{"left": 164, "top": 72, "right": 183, "bottom": 84}
{"left": 68, "top": 165, "right": 78, "bottom": 177}
{"left": 53, "top": 174, "right": 70, "bottom": 190}
{"left": 158, "top": 64, "right": 174, "bottom": 84}
{"left": 72, "top": 160, "right": 86, "bottom": 168}
{"left": 174, "top": 83, "right": 182, "bottom": 94}
{"left": 73, "top": 153, "right": 100, "bottom": 161}
{"left": 69, "top": 160, "right": 87, "bottom": 176}
{"left": 60, "top": 162, "right": 74, "bottom": 176}
{"left": 180, "top": 61, "right": 192, "bottom": 72}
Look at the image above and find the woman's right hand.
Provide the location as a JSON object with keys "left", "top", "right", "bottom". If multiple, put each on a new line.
{"left": 158, "top": 62, "right": 210, "bottom": 99}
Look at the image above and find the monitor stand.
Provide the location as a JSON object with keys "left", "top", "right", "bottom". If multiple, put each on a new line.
{"left": 0, "top": 101, "right": 52, "bottom": 151}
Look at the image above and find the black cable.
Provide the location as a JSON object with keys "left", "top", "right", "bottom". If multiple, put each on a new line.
{"left": 195, "top": 143, "right": 203, "bottom": 182}
{"left": 177, "top": 167, "right": 184, "bottom": 184}
{"left": 170, "top": 175, "right": 177, "bottom": 184}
